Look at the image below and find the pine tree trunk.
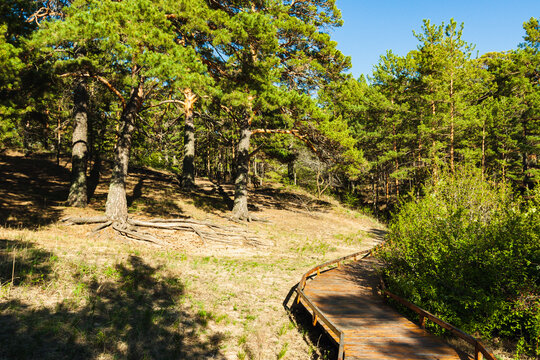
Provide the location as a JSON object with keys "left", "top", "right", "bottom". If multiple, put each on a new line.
{"left": 288, "top": 160, "right": 295, "bottom": 184}
{"left": 522, "top": 121, "right": 531, "bottom": 189}
{"left": 431, "top": 98, "right": 438, "bottom": 180}
{"left": 481, "top": 120, "right": 486, "bottom": 180}
{"left": 67, "top": 79, "right": 89, "bottom": 207}
{"left": 105, "top": 83, "right": 143, "bottom": 223}
{"left": 450, "top": 75, "right": 455, "bottom": 173}
{"left": 371, "top": 174, "right": 376, "bottom": 214}
{"left": 260, "top": 162, "right": 264, "bottom": 187}
{"left": 375, "top": 172, "right": 379, "bottom": 217}
{"left": 182, "top": 89, "right": 197, "bottom": 187}
{"left": 56, "top": 116, "right": 61, "bottom": 166}
{"left": 182, "top": 113, "right": 195, "bottom": 186}
{"left": 232, "top": 125, "right": 252, "bottom": 220}
{"left": 392, "top": 123, "right": 399, "bottom": 198}
{"left": 253, "top": 156, "right": 258, "bottom": 186}
{"left": 385, "top": 172, "right": 389, "bottom": 203}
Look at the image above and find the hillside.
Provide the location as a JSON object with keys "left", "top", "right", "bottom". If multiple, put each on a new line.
{"left": 0, "top": 152, "right": 384, "bottom": 359}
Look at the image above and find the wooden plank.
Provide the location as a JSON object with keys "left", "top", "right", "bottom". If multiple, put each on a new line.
{"left": 299, "top": 260, "right": 465, "bottom": 359}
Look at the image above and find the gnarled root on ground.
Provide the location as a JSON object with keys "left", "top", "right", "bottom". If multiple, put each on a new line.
{"left": 60, "top": 215, "right": 272, "bottom": 247}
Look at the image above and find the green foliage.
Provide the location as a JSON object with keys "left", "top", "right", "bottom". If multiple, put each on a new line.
{"left": 378, "top": 167, "right": 540, "bottom": 356}
{"left": 322, "top": 17, "right": 539, "bottom": 217}
{"left": 0, "top": 24, "right": 24, "bottom": 146}
{"left": 0, "top": 0, "right": 37, "bottom": 44}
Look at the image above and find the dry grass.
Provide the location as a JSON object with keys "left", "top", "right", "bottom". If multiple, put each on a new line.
{"left": 0, "top": 153, "right": 385, "bottom": 360}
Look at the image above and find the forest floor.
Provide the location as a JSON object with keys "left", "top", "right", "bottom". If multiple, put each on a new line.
{"left": 0, "top": 151, "right": 385, "bottom": 360}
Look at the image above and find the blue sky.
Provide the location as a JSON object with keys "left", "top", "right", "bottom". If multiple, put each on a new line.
{"left": 332, "top": 0, "right": 539, "bottom": 79}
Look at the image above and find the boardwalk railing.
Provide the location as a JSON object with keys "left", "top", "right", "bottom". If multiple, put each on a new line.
{"left": 296, "top": 249, "right": 497, "bottom": 360}
{"left": 295, "top": 249, "right": 371, "bottom": 360}
{"left": 380, "top": 282, "right": 496, "bottom": 360}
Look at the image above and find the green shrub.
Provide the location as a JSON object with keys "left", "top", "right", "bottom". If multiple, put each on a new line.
{"left": 377, "top": 167, "right": 540, "bottom": 356}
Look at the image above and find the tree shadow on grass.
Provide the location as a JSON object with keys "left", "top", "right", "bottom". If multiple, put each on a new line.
{"left": 249, "top": 187, "right": 332, "bottom": 213}
{"left": 127, "top": 177, "right": 144, "bottom": 207}
{"left": 0, "top": 154, "right": 69, "bottom": 229}
{"left": 184, "top": 181, "right": 333, "bottom": 216}
{"left": 170, "top": 181, "right": 233, "bottom": 215}
{"left": 188, "top": 184, "right": 233, "bottom": 214}
{"left": 0, "top": 239, "right": 55, "bottom": 286}
{"left": 124, "top": 169, "right": 187, "bottom": 218}
{"left": 1, "top": 254, "right": 225, "bottom": 359}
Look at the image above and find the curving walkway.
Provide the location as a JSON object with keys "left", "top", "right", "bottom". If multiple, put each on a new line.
{"left": 296, "top": 256, "right": 471, "bottom": 359}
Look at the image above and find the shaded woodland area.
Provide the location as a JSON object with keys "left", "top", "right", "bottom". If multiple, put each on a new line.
{"left": 0, "top": 0, "right": 539, "bottom": 358}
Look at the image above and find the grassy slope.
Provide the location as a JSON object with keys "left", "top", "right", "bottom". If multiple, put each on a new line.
{"left": 0, "top": 152, "right": 384, "bottom": 360}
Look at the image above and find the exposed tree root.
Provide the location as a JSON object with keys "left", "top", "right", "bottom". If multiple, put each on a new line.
{"left": 229, "top": 214, "right": 270, "bottom": 224}
{"left": 111, "top": 223, "right": 166, "bottom": 246}
{"left": 61, "top": 215, "right": 109, "bottom": 224}
{"left": 60, "top": 215, "right": 272, "bottom": 247}
{"left": 91, "top": 221, "right": 113, "bottom": 233}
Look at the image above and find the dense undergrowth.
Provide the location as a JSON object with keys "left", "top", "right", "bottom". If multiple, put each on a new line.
{"left": 378, "top": 168, "right": 540, "bottom": 358}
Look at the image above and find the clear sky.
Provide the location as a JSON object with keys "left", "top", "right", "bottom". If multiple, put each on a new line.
{"left": 332, "top": 0, "right": 539, "bottom": 79}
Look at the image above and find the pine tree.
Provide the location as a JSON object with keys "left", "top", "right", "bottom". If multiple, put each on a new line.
{"left": 0, "top": 24, "right": 24, "bottom": 147}
{"left": 481, "top": 18, "right": 540, "bottom": 187}
{"left": 36, "top": 0, "right": 210, "bottom": 223}
{"left": 413, "top": 19, "right": 482, "bottom": 176}
{"left": 207, "top": 0, "right": 351, "bottom": 220}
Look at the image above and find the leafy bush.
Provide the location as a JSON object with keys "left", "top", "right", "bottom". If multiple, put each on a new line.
{"left": 377, "top": 167, "right": 540, "bottom": 356}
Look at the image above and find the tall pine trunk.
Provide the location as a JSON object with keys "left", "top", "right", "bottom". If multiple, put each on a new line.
{"left": 105, "top": 83, "right": 143, "bottom": 223}
{"left": 392, "top": 122, "right": 399, "bottom": 198}
{"left": 182, "top": 88, "right": 197, "bottom": 187}
{"left": 522, "top": 120, "right": 531, "bottom": 189}
{"left": 67, "top": 79, "right": 89, "bottom": 207}
{"left": 481, "top": 119, "right": 486, "bottom": 180}
{"left": 449, "top": 74, "right": 455, "bottom": 173}
{"left": 287, "top": 160, "right": 295, "bottom": 185}
{"left": 232, "top": 124, "right": 252, "bottom": 220}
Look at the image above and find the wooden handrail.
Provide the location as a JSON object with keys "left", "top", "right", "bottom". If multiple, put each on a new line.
{"left": 296, "top": 249, "right": 496, "bottom": 360}
{"left": 380, "top": 282, "right": 496, "bottom": 360}
{"left": 299, "top": 249, "right": 372, "bottom": 289}
{"left": 296, "top": 249, "right": 371, "bottom": 359}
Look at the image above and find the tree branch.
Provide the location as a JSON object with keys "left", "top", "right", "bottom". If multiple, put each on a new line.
{"left": 60, "top": 72, "right": 126, "bottom": 109}
{"left": 251, "top": 128, "right": 320, "bottom": 155}
{"left": 141, "top": 99, "right": 185, "bottom": 112}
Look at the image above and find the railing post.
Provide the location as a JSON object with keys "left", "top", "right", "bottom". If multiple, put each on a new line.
{"left": 475, "top": 342, "right": 483, "bottom": 360}
{"left": 313, "top": 314, "right": 318, "bottom": 326}
{"left": 419, "top": 315, "right": 425, "bottom": 329}
{"left": 338, "top": 333, "right": 345, "bottom": 360}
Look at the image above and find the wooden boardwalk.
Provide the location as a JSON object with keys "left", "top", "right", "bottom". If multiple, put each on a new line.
{"left": 298, "top": 257, "right": 471, "bottom": 359}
